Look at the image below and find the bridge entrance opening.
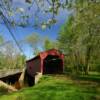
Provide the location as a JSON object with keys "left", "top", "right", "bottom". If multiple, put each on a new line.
{"left": 43, "top": 55, "right": 63, "bottom": 74}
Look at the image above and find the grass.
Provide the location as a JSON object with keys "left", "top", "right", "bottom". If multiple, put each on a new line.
{"left": 0, "top": 75, "right": 100, "bottom": 100}
{"left": 76, "top": 75, "right": 100, "bottom": 82}
{"left": 74, "top": 72, "right": 100, "bottom": 82}
{"left": 0, "top": 86, "right": 8, "bottom": 96}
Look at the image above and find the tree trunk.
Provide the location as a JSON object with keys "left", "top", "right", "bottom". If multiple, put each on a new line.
{"left": 84, "top": 46, "right": 91, "bottom": 75}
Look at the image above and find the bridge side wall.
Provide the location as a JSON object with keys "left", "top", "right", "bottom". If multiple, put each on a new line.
{"left": 26, "top": 57, "right": 41, "bottom": 77}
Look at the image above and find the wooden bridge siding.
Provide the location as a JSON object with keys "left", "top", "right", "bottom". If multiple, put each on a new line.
{"left": 26, "top": 58, "right": 41, "bottom": 77}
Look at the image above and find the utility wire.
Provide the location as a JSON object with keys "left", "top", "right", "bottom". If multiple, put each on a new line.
{"left": 1, "top": 12, "right": 25, "bottom": 55}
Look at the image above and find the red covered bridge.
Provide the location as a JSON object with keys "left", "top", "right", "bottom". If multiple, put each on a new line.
{"left": 26, "top": 49, "right": 64, "bottom": 77}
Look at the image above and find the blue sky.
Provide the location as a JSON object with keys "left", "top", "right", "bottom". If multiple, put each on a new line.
{"left": 0, "top": 0, "right": 70, "bottom": 59}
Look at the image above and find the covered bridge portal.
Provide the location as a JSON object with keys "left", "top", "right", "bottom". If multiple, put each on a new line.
{"left": 26, "top": 49, "right": 64, "bottom": 77}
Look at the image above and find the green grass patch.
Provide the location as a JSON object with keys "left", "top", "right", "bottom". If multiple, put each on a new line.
{"left": 0, "top": 75, "right": 100, "bottom": 100}
{"left": 0, "top": 86, "right": 8, "bottom": 96}
{"left": 76, "top": 73, "right": 100, "bottom": 82}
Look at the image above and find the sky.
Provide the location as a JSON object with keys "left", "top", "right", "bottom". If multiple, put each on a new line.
{"left": 0, "top": 0, "right": 70, "bottom": 59}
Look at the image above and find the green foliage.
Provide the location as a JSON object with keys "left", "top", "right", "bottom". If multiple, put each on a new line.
{"left": 44, "top": 37, "right": 54, "bottom": 50}
{"left": 0, "top": 35, "right": 3, "bottom": 44}
{"left": 33, "top": 48, "right": 41, "bottom": 56}
{"left": 43, "top": 37, "right": 58, "bottom": 50}
{"left": 15, "top": 55, "right": 26, "bottom": 69}
{"left": 25, "top": 33, "right": 42, "bottom": 55}
{"left": 0, "top": 42, "right": 26, "bottom": 69}
{"left": 58, "top": 16, "right": 74, "bottom": 53}
{"left": 58, "top": 1, "right": 100, "bottom": 74}
{"left": 25, "top": 33, "right": 40, "bottom": 48}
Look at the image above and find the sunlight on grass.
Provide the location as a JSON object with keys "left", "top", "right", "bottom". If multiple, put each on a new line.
{"left": 0, "top": 75, "right": 100, "bottom": 100}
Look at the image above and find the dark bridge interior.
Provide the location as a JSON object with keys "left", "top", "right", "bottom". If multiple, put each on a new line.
{"left": 43, "top": 55, "right": 63, "bottom": 74}
{"left": 0, "top": 72, "right": 21, "bottom": 85}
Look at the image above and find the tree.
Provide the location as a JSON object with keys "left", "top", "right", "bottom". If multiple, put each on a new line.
{"left": 0, "top": 0, "right": 70, "bottom": 29}
{"left": 73, "top": 0, "right": 100, "bottom": 74}
{"left": 26, "top": 33, "right": 40, "bottom": 48}
{"left": 0, "top": 35, "right": 3, "bottom": 44}
{"left": 43, "top": 37, "right": 57, "bottom": 50}
{"left": 25, "top": 33, "right": 42, "bottom": 55}
{"left": 0, "top": 41, "right": 26, "bottom": 69}
{"left": 25, "top": 34, "right": 58, "bottom": 55}
{"left": 58, "top": 1, "right": 100, "bottom": 74}
{"left": 58, "top": 16, "right": 77, "bottom": 73}
{"left": 44, "top": 37, "right": 53, "bottom": 50}
{"left": 0, "top": 35, "right": 4, "bottom": 69}
{"left": 33, "top": 48, "right": 41, "bottom": 56}
{"left": 15, "top": 54, "right": 26, "bottom": 69}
